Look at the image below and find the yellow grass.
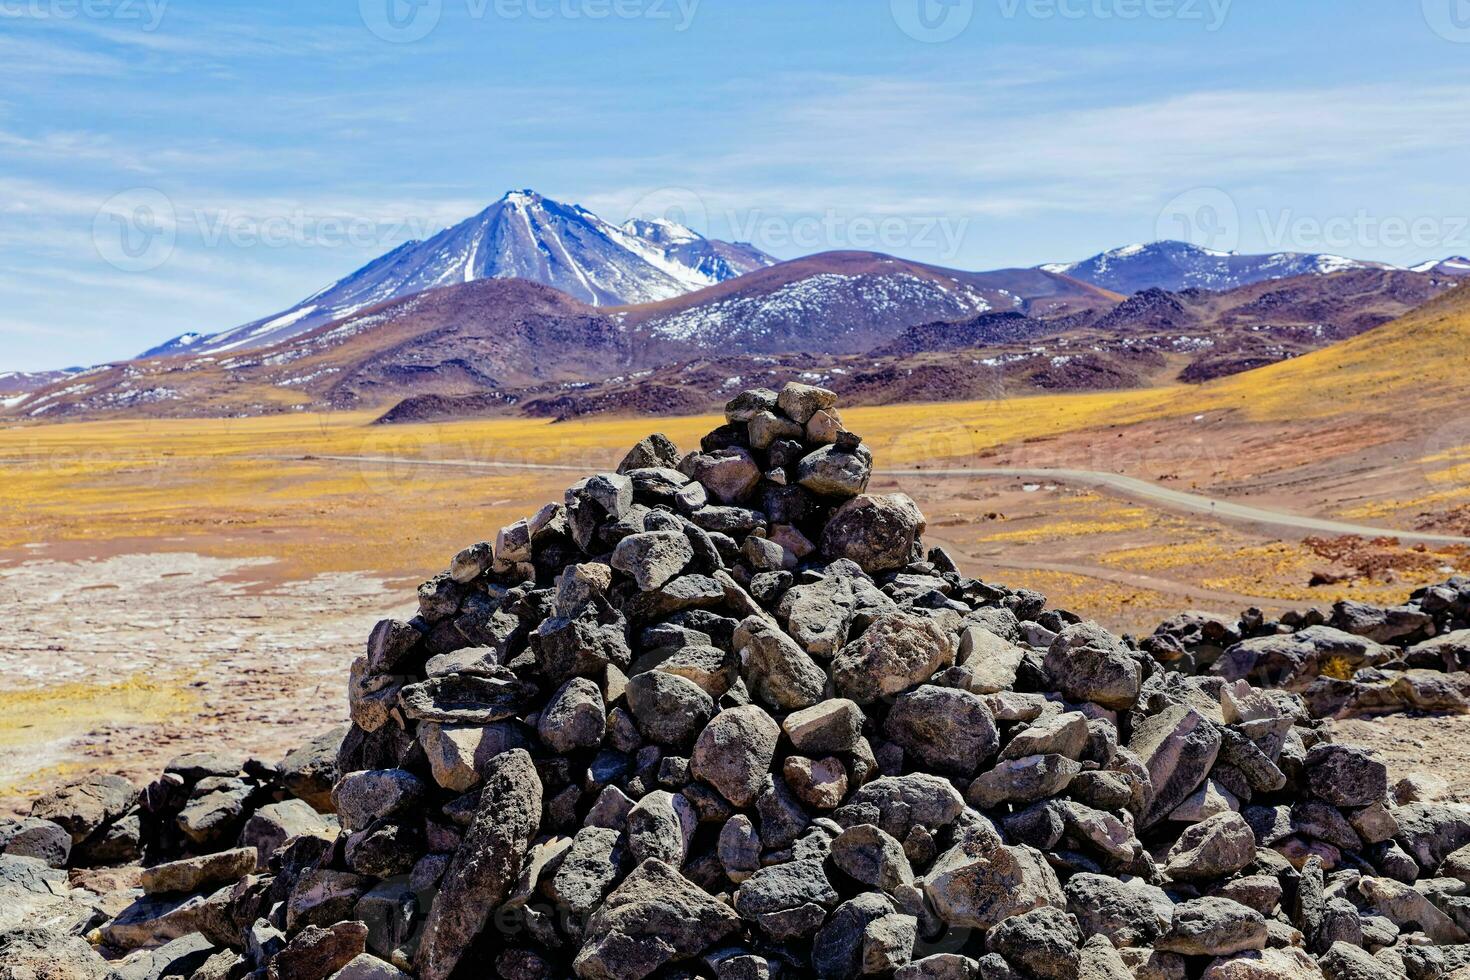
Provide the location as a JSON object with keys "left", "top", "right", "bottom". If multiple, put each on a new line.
{"left": 0, "top": 392, "right": 1190, "bottom": 579}
{"left": 3, "top": 282, "right": 1467, "bottom": 588}
{"left": 0, "top": 674, "right": 199, "bottom": 798}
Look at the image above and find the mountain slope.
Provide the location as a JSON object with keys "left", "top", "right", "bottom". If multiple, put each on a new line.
{"left": 1043, "top": 241, "right": 1394, "bottom": 294}
{"left": 1411, "top": 257, "right": 1470, "bottom": 277}
{"left": 143, "top": 190, "right": 775, "bottom": 358}
{"left": 1186, "top": 280, "right": 1470, "bottom": 421}
{"left": 614, "top": 251, "right": 1118, "bottom": 356}
{"left": 13, "top": 279, "right": 632, "bottom": 419}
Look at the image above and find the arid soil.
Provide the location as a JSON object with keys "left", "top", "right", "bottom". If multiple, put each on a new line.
{"left": 0, "top": 549, "right": 408, "bottom": 814}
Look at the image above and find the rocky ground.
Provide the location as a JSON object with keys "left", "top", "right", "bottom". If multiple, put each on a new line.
{"left": 0, "top": 552, "right": 407, "bottom": 814}
{"left": 7, "top": 383, "right": 1470, "bottom": 980}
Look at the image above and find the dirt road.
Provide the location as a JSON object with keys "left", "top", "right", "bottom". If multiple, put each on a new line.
{"left": 289, "top": 454, "right": 1470, "bottom": 546}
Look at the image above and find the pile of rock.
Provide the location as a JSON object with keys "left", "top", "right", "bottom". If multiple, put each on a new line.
{"left": 12, "top": 383, "right": 1470, "bottom": 980}
{"left": 1147, "top": 583, "right": 1470, "bottom": 718}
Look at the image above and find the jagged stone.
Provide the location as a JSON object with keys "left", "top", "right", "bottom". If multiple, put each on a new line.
{"left": 416, "top": 749, "right": 542, "bottom": 980}
{"left": 832, "top": 612, "right": 954, "bottom": 705}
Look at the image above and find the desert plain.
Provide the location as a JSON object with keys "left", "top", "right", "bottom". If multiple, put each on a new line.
{"left": 6, "top": 286, "right": 1470, "bottom": 813}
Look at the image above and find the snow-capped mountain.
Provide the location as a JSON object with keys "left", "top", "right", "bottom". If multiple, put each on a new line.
{"left": 1411, "top": 256, "right": 1470, "bottom": 277}
{"left": 1041, "top": 241, "right": 1394, "bottom": 295}
{"left": 618, "top": 251, "right": 1114, "bottom": 355}
{"left": 0, "top": 367, "right": 84, "bottom": 396}
{"left": 142, "top": 190, "right": 775, "bottom": 357}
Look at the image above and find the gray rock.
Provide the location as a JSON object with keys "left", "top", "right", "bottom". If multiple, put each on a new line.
{"left": 269, "top": 921, "right": 368, "bottom": 980}
{"left": 1002, "top": 711, "right": 1091, "bottom": 761}
{"left": 832, "top": 613, "right": 954, "bottom": 705}
{"left": 613, "top": 531, "right": 695, "bottom": 592}
{"left": 756, "top": 773, "right": 812, "bottom": 850}
{"left": 0, "top": 818, "right": 71, "bottom": 868}
{"left": 1358, "top": 874, "right": 1467, "bottom": 943}
{"left": 777, "top": 381, "right": 838, "bottom": 423}
{"left": 691, "top": 705, "right": 781, "bottom": 807}
{"left": 821, "top": 493, "right": 926, "bottom": 575}
{"left": 416, "top": 749, "right": 542, "bottom": 980}
{"left": 923, "top": 835, "right": 1065, "bottom": 931}
{"left": 1215, "top": 875, "right": 1283, "bottom": 916}
{"left": 619, "top": 433, "right": 683, "bottom": 472}
{"left": 783, "top": 698, "right": 866, "bottom": 754}
{"left": 176, "top": 779, "right": 254, "bottom": 848}
{"left": 966, "top": 754, "right": 1081, "bottom": 809}
{"left": 140, "top": 847, "right": 257, "bottom": 895}
{"left": 1393, "top": 801, "right": 1470, "bottom": 870}
{"left": 831, "top": 823, "right": 914, "bottom": 893}
{"left": 416, "top": 720, "right": 533, "bottom": 792}
{"left": 1156, "top": 897, "right": 1267, "bottom": 957}
{"left": 573, "top": 859, "right": 741, "bottom": 980}
{"left": 779, "top": 574, "right": 857, "bottom": 658}
{"left": 0, "top": 928, "right": 116, "bottom": 980}
{"left": 538, "top": 678, "right": 608, "bottom": 754}
{"left": 398, "top": 671, "right": 538, "bottom": 725}
{"left": 836, "top": 773, "right": 966, "bottom": 841}
{"left": 813, "top": 891, "right": 898, "bottom": 980}
{"left": 681, "top": 448, "right": 763, "bottom": 505}
{"left": 548, "top": 826, "right": 626, "bottom": 925}
{"left": 1320, "top": 941, "right": 1398, "bottom": 980}
{"left": 987, "top": 906, "right": 1082, "bottom": 980}
{"left": 626, "top": 790, "right": 697, "bottom": 867}
{"left": 1305, "top": 743, "right": 1387, "bottom": 807}
{"left": 883, "top": 685, "right": 998, "bottom": 776}
{"left": 896, "top": 955, "right": 982, "bottom": 980}
{"left": 626, "top": 670, "right": 716, "bottom": 747}
{"left": 331, "top": 769, "right": 427, "bottom": 832}
{"left": 1128, "top": 703, "right": 1222, "bottom": 829}
{"left": 354, "top": 880, "right": 417, "bottom": 958}
{"left": 240, "top": 799, "right": 338, "bottom": 866}
{"left": 1043, "top": 623, "right": 1142, "bottom": 711}
{"left": 29, "top": 774, "right": 137, "bottom": 844}
{"left": 329, "top": 954, "right": 413, "bottom": 980}
{"left": 718, "top": 814, "right": 762, "bottom": 883}
{"left": 286, "top": 868, "right": 371, "bottom": 932}
{"left": 1164, "top": 812, "right": 1256, "bottom": 881}
{"left": 1216, "top": 627, "right": 1390, "bottom": 692}
{"left": 862, "top": 911, "right": 918, "bottom": 975}
{"left": 732, "top": 616, "right": 828, "bottom": 711}
{"left": 796, "top": 445, "right": 873, "bottom": 499}
{"left": 747, "top": 410, "right": 804, "bottom": 450}
{"left": 1064, "top": 872, "right": 1173, "bottom": 948}
{"left": 733, "top": 859, "right": 838, "bottom": 939}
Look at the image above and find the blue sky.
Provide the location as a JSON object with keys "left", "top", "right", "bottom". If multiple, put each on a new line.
{"left": 4, "top": 0, "right": 1470, "bottom": 371}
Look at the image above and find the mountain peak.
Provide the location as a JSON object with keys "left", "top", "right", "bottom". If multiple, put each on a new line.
{"left": 622, "top": 216, "right": 704, "bottom": 247}
{"left": 141, "top": 191, "right": 778, "bottom": 358}
{"left": 1043, "top": 240, "right": 1389, "bottom": 294}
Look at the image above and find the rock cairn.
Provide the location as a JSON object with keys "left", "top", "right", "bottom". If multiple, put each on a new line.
{"left": 1148, "top": 582, "right": 1470, "bottom": 718}
{"left": 11, "top": 383, "right": 1470, "bottom": 980}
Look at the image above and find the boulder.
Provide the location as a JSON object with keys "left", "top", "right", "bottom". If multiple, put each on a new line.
{"left": 416, "top": 749, "right": 542, "bottom": 980}
{"left": 821, "top": 494, "right": 926, "bottom": 575}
